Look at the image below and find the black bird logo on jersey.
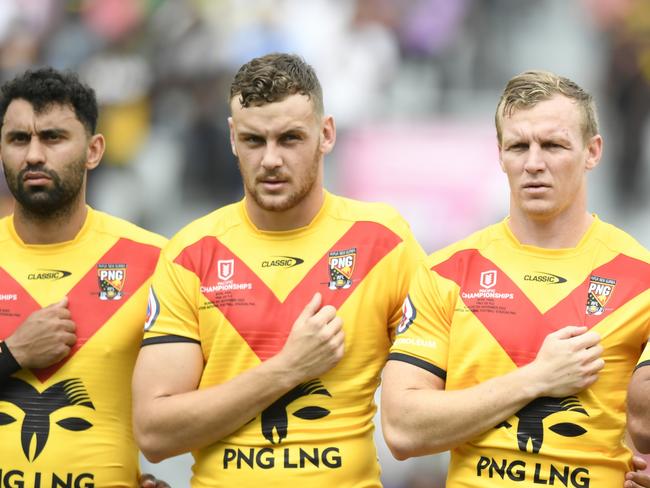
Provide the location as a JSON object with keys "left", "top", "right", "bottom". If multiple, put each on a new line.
{"left": 497, "top": 396, "right": 589, "bottom": 453}
{"left": 0, "top": 377, "right": 95, "bottom": 461}
{"left": 261, "top": 379, "right": 331, "bottom": 444}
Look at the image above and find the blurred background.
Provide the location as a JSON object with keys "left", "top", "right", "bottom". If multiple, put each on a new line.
{"left": 1, "top": 0, "right": 649, "bottom": 486}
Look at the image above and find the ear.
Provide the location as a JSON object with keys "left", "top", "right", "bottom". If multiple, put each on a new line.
{"left": 320, "top": 115, "right": 336, "bottom": 155}
{"left": 228, "top": 117, "right": 237, "bottom": 157}
{"left": 85, "top": 134, "right": 105, "bottom": 170}
{"left": 584, "top": 134, "right": 603, "bottom": 171}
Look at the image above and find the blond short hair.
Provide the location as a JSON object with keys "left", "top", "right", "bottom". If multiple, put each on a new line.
{"left": 495, "top": 70, "right": 599, "bottom": 143}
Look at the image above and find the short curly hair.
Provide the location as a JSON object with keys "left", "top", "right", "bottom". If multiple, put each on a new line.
{"left": 230, "top": 53, "right": 324, "bottom": 116}
{"left": 495, "top": 70, "right": 598, "bottom": 144}
{"left": 0, "top": 67, "right": 99, "bottom": 134}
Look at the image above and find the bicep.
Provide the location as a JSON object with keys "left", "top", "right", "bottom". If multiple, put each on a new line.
{"left": 133, "top": 342, "right": 204, "bottom": 401}
{"left": 382, "top": 359, "right": 444, "bottom": 404}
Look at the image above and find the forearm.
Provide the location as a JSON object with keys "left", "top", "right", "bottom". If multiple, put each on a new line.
{"left": 135, "top": 354, "right": 302, "bottom": 462}
{"left": 628, "top": 367, "right": 650, "bottom": 453}
{"left": 382, "top": 363, "right": 541, "bottom": 459}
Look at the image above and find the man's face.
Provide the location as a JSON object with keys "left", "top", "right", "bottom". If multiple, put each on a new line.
{"left": 0, "top": 99, "right": 90, "bottom": 217}
{"left": 228, "top": 94, "right": 334, "bottom": 220}
{"left": 498, "top": 95, "right": 601, "bottom": 221}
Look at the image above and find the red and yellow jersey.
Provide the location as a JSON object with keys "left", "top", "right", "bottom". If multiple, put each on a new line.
{"left": 0, "top": 207, "right": 165, "bottom": 487}
{"left": 389, "top": 216, "right": 650, "bottom": 488}
{"left": 144, "top": 192, "right": 424, "bottom": 487}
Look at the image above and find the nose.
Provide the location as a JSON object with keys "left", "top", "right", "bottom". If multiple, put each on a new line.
{"left": 523, "top": 144, "right": 545, "bottom": 173}
{"left": 25, "top": 138, "right": 46, "bottom": 166}
{"left": 260, "top": 142, "right": 282, "bottom": 170}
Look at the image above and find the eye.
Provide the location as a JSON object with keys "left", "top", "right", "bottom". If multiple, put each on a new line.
{"left": 243, "top": 135, "right": 264, "bottom": 146}
{"left": 42, "top": 131, "right": 63, "bottom": 142}
{"left": 281, "top": 133, "right": 303, "bottom": 145}
{"left": 543, "top": 142, "right": 564, "bottom": 150}
{"left": 508, "top": 143, "right": 528, "bottom": 151}
{"left": 8, "top": 133, "right": 29, "bottom": 144}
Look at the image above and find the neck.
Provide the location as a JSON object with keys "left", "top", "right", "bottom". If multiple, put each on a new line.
{"left": 508, "top": 208, "right": 593, "bottom": 249}
{"left": 13, "top": 198, "right": 88, "bottom": 245}
{"left": 246, "top": 189, "right": 325, "bottom": 232}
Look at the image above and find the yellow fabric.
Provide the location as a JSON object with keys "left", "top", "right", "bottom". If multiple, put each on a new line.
{"left": 144, "top": 192, "right": 425, "bottom": 487}
{"left": 390, "top": 217, "right": 650, "bottom": 488}
{"left": 0, "top": 207, "right": 165, "bottom": 487}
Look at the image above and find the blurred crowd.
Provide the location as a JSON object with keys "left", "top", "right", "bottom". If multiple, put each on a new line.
{"left": 1, "top": 0, "right": 650, "bottom": 486}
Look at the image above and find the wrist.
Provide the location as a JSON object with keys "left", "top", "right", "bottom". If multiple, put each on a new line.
{"left": 516, "top": 363, "right": 545, "bottom": 401}
{"left": 0, "top": 341, "right": 21, "bottom": 381}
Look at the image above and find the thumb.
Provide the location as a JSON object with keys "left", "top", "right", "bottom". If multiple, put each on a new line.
{"left": 551, "top": 325, "right": 587, "bottom": 340}
{"left": 49, "top": 296, "right": 69, "bottom": 308}
{"left": 293, "top": 293, "right": 322, "bottom": 327}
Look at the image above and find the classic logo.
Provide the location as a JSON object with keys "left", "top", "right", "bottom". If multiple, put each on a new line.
{"left": 523, "top": 272, "right": 567, "bottom": 284}
{"left": 97, "top": 263, "right": 126, "bottom": 300}
{"left": 261, "top": 256, "right": 305, "bottom": 268}
{"left": 586, "top": 275, "right": 616, "bottom": 315}
{"left": 396, "top": 295, "right": 416, "bottom": 334}
{"left": 27, "top": 269, "right": 72, "bottom": 281}
{"left": 144, "top": 287, "right": 160, "bottom": 331}
{"left": 480, "top": 270, "right": 497, "bottom": 289}
{"left": 328, "top": 248, "right": 356, "bottom": 290}
{"left": 261, "top": 379, "right": 331, "bottom": 444}
{"left": 498, "top": 396, "right": 589, "bottom": 454}
{"left": 218, "top": 259, "right": 235, "bottom": 281}
{"left": 0, "top": 377, "right": 95, "bottom": 461}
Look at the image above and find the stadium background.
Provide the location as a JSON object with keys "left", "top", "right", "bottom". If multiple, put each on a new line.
{"left": 0, "top": 0, "right": 649, "bottom": 486}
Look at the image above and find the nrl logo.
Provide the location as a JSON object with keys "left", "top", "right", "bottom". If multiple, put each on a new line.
{"left": 480, "top": 270, "right": 497, "bottom": 289}
{"left": 218, "top": 259, "right": 234, "bottom": 281}
{"left": 97, "top": 263, "right": 127, "bottom": 300}
{"left": 328, "top": 248, "right": 356, "bottom": 290}
{"left": 586, "top": 275, "right": 616, "bottom": 315}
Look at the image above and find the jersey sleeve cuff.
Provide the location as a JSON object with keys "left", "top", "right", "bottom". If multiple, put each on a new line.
{"left": 387, "top": 352, "right": 447, "bottom": 380}
{"left": 635, "top": 360, "right": 650, "bottom": 371}
{"left": 141, "top": 335, "right": 201, "bottom": 347}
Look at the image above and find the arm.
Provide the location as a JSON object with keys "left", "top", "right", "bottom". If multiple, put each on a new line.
{"left": 2, "top": 297, "right": 75, "bottom": 378}
{"left": 381, "top": 325, "right": 604, "bottom": 459}
{"left": 628, "top": 364, "right": 650, "bottom": 453}
{"left": 133, "top": 292, "right": 344, "bottom": 462}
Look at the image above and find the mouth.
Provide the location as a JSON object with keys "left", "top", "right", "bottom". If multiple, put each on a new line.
{"left": 23, "top": 172, "right": 52, "bottom": 187}
{"left": 258, "top": 176, "right": 288, "bottom": 192}
{"left": 522, "top": 182, "right": 551, "bottom": 194}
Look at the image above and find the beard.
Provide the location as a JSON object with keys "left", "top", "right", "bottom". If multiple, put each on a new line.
{"left": 241, "top": 145, "right": 320, "bottom": 213}
{"left": 3, "top": 156, "right": 86, "bottom": 220}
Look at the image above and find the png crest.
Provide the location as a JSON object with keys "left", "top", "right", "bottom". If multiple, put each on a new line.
{"left": 97, "top": 263, "right": 126, "bottom": 300}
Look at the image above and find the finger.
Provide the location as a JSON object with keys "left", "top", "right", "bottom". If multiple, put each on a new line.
{"left": 60, "top": 320, "right": 77, "bottom": 333}
{"left": 583, "top": 358, "right": 605, "bottom": 375}
{"left": 569, "top": 330, "right": 601, "bottom": 350}
{"left": 62, "top": 333, "right": 77, "bottom": 347}
{"left": 294, "top": 293, "right": 322, "bottom": 324}
{"left": 50, "top": 296, "right": 69, "bottom": 308}
{"left": 139, "top": 474, "right": 155, "bottom": 488}
{"left": 311, "top": 304, "right": 338, "bottom": 325}
{"left": 551, "top": 325, "right": 587, "bottom": 340}
{"left": 632, "top": 455, "right": 648, "bottom": 471}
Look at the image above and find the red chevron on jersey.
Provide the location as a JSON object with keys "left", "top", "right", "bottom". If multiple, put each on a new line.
{"left": 1, "top": 239, "right": 160, "bottom": 382}
{"left": 175, "top": 221, "right": 402, "bottom": 360}
{"left": 434, "top": 249, "right": 650, "bottom": 367}
{"left": 0, "top": 267, "right": 41, "bottom": 331}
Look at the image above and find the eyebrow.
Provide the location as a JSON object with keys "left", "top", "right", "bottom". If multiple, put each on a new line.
{"left": 4, "top": 128, "right": 70, "bottom": 139}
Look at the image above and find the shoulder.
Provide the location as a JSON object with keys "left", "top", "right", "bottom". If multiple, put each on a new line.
{"left": 92, "top": 209, "right": 167, "bottom": 249}
{"left": 594, "top": 219, "right": 650, "bottom": 263}
{"left": 163, "top": 202, "right": 241, "bottom": 258}
{"left": 327, "top": 194, "right": 414, "bottom": 238}
{"left": 424, "top": 222, "right": 500, "bottom": 269}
